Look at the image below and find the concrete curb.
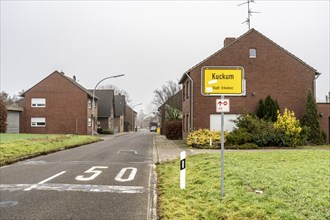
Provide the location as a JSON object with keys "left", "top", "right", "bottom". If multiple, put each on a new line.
{"left": 151, "top": 134, "right": 159, "bottom": 220}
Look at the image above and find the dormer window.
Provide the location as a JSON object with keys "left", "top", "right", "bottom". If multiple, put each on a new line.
{"left": 249, "top": 48, "right": 257, "bottom": 58}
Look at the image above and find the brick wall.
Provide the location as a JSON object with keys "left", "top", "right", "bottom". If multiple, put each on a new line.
{"left": 317, "top": 103, "right": 330, "bottom": 144}
{"left": 181, "top": 30, "right": 316, "bottom": 139}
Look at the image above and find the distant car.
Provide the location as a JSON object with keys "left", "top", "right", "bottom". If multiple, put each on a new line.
{"left": 150, "top": 126, "right": 157, "bottom": 132}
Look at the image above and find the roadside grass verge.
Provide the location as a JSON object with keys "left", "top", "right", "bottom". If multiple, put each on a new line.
{"left": 0, "top": 134, "right": 100, "bottom": 166}
{"left": 157, "top": 150, "right": 330, "bottom": 219}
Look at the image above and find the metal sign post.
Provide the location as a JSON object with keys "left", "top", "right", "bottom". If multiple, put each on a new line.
{"left": 219, "top": 96, "right": 226, "bottom": 197}
{"left": 201, "top": 66, "right": 244, "bottom": 198}
{"left": 216, "top": 97, "right": 230, "bottom": 197}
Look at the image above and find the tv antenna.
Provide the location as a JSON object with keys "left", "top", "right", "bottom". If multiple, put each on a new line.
{"left": 238, "top": 0, "right": 260, "bottom": 30}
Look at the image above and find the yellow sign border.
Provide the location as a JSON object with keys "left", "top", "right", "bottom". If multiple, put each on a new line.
{"left": 201, "top": 66, "right": 244, "bottom": 96}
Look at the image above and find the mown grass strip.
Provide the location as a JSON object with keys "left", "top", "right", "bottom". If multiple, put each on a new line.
{"left": 0, "top": 134, "right": 100, "bottom": 166}
{"left": 157, "top": 150, "right": 330, "bottom": 220}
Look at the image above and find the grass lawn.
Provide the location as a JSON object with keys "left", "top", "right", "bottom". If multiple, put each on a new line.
{"left": 0, "top": 133, "right": 100, "bottom": 166}
{"left": 157, "top": 150, "right": 330, "bottom": 220}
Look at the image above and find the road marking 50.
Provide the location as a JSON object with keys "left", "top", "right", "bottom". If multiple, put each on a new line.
{"left": 115, "top": 167, "right": 137, "bottom": 182}
{"left": 74, "top": 166, "right": 138, "bottom": 182}
{"left": 75, "top": 166, "right": 108, "bottom": 181}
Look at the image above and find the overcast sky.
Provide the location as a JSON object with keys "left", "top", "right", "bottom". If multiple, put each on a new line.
{"left": 1, "top": 0, "right": 329, "bottom": 113}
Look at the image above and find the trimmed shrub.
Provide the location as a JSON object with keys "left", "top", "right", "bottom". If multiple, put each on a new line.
{"left": 102, "top": 129, "right": 114, "bottom": 135}
{"left": 187, "top": 129, "right": 228, "bottom": 149}
{"left": 226, "top": 129, "right": 253, "bottom": 145}
{"left": 97, "top": 128, "right": 114, "bottom": 135}
{"left": 164, "top": 120, "right": 182, "bottom": 140}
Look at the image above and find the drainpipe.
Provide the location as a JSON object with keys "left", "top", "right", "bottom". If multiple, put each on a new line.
{"left": 184, "top": 72, "right": 194, "bottom": 130}
{"left": 314, "top": 72, "right": 321, "bottom": 99}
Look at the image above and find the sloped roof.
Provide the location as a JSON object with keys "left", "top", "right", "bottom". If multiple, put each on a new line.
{"left": 21, "top": 70, "right": 99, "bottom": 99}
{"left": 179, "top": 28, "right": 318, "bottom": 84}
{"left": 159, "top": 89, "right": 182, "bottom": 111}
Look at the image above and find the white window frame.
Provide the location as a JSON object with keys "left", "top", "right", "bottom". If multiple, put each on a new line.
{"left": 31, "top": 117, "right": 46, "bottom": 127}
{"left": 249, "top": 48, "right": 257, "bottom": 58}
{"left": 88, "top": 117, "right": 92, "bottom": 127}
{"left": 31, "top": 98, "right": 46, "bottom": 107}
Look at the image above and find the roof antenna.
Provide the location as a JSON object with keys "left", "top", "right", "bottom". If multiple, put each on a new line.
{"left": 238, "top": 0, "right": 260, "bottom": 30}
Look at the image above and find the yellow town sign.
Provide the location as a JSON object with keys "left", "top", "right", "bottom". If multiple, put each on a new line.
{"left": 201, "top": 66, "right": 244, "bottom": 96}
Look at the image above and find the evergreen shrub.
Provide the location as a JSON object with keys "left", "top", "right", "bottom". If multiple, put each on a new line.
{"left": 227, "top": 113, "right": 278, "bottom": 147}
{"left": 301, "top": 90, "right": 325, "bottom": 145}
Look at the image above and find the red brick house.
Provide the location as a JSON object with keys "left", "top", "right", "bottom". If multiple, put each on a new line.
{"left": 179, "top": 29, "right": 327, "bottom": 141}
{"left": 20, "top": 70, "right": 98, "bottom": 135}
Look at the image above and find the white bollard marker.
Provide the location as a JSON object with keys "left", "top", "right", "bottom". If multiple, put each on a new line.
{"left": 180, "top": 151, "right": 186, "bottom": 189}
{"left": 210, "top": 137, "right": 212, "bottom": 146}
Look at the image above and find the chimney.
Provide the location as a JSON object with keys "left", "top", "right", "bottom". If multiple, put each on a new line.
{"left": 224, "top": 37, "right": 236, "bottom": 47}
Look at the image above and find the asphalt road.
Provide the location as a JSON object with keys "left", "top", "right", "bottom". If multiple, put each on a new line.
{"left": 0, "top": 131, "right": 156, "bottom": 220}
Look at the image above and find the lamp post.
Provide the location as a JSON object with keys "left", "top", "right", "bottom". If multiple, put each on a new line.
{"left": 131, "top": 103, "right": 142, "bottom": 131}
{"left": 92, "top": 74, "right": 125, "bottom": 135}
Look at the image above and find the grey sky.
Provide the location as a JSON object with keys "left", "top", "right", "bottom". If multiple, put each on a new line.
{"left": 1, "top": 0, "right": 329, "bottom": 113}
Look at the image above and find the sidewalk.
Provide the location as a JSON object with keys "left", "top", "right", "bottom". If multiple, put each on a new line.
{"left": 153, "top": 134, "right": 219, "bottom": 164}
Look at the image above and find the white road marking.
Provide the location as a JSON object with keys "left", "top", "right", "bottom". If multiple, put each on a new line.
{"left": 23, "top": 171, "right": 66, "bottom": 191}
{"left": 118, "top": 150, "right": 138, "bottom": 155}
{"left": 115, "top": 167, "right": 137, "bottom": 182}
{"left": 21, "top": 161, "right": 46, "bottom": 165}
{"left": 75, "top": 166, "right": 108, "bottom": 181}
{"left": 1, "top": 183, "right": 145, "bottom": 193}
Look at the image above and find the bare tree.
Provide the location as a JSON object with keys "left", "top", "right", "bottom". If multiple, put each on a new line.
{"left": 99, "top": 84, "right": 131, "bottom": 105}
{"left": 0, "top": 91, "right": 23, "bottom": 106}
{"left": 152, "top": 80, "right": 181, "bottom": 107}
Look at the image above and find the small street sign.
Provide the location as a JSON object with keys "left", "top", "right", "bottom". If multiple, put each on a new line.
{"left": 216, "top": 99, "right": 230, "bottom": 112}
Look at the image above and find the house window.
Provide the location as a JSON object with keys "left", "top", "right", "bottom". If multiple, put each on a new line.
{"left": 31, "top": 98, "right": 46, "bottom": 107}
{"left": 31, "top": 117, "right": 46, "bottom": 127}
{"left": 88, "top": 117, "right": 92, "bottom": 127}
{"left": 88, "top": 99, "right": 92, "bottom": 109}
{"left": 249, "top": 48, "right": 257, "bottom": 58}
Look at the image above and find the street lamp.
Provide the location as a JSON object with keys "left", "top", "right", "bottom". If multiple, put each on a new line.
{"left": 131, "top": 103, "right": 142, "bottom": 131}
{"left": 92, "top": 74, "right": 125, "bottom": 135}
